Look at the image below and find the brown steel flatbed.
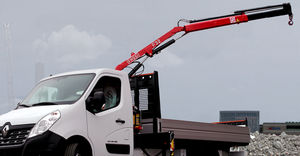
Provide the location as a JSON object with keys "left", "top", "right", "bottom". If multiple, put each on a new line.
{"left": 132, "top": 72, "right": 250, "bottom": 155}
{"left": 160, "top": 118, "right": 249, "bottom": 145}
{"left": 135, "top": 118, "right": 249, "bottom": 155}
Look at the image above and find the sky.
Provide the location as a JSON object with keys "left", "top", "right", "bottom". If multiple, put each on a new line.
{"left": 0, "top": 0, "right": 299, "bottom": 123}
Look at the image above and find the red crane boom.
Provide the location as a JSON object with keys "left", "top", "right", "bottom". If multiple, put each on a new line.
{"left": 115, "top": 3, "right": 293, "bottom": 76}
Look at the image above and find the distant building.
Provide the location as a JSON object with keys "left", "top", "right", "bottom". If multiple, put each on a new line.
{"left": 220, "top": 111, "right": 259, "bottom": 133}
{"left": 262, "top": 122, "right": 300, "bottom": 135}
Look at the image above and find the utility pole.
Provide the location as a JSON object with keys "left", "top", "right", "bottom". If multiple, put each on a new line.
{"left": 3, "top": 23, "right": 15, "bottom": 106}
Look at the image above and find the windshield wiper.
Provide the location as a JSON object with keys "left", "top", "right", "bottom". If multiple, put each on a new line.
{"left": 32, "top": 102, "right": 58, "bottom": 107}
{"left": 15, "top": 103, "right": 30, "bottom": 109}
{"left": 18, "top": 104, "right": 30, "bottom": 107}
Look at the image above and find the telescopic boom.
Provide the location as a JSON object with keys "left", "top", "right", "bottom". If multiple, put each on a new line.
{"left": 115, "top": 3, "right": 293, "bottom": 76}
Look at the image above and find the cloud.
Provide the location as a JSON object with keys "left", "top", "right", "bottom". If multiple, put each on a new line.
{"left": 145, "top": 50, "right": 184, "bottom": 69}
{"left": 33, "top": 25, "right": 112, "bottom": 66}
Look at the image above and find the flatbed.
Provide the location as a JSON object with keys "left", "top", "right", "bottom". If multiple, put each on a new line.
{"left": 131, "top": 72, "right": 250, "bottom": 155}
{"left": 160, "top": 118, "right": 249, "bottom": 145}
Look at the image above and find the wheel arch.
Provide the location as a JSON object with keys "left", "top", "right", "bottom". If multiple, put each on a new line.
{"left": 66, "top": 135, "right": 93, "bottom": 156}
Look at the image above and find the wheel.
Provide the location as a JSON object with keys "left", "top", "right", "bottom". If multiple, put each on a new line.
{"left": 64, "top": 143, "right": 84, "bottom": 156}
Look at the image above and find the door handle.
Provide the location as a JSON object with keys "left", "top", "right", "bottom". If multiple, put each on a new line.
{"left": 116, "top": 119, "right": 125, "bottom": 124}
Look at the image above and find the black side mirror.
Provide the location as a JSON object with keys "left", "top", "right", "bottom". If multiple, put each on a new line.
{"left": 86, "top": 91, "right": 105, "bottom": 114}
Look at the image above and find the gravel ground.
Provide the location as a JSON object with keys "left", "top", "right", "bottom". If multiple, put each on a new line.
{"left": 232, "top": 132, "right": 300, "bottom": 156}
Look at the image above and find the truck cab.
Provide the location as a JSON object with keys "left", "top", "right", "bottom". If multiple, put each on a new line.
{"left": 0, "top": 68, "right": 134, "bottom": 156}
{"left": 0, "top": 68, "right": 250, "bottom": 156}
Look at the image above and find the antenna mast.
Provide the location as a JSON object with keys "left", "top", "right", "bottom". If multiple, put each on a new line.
{"left": 3, "top": 23, "right": 15, "bottom": 106}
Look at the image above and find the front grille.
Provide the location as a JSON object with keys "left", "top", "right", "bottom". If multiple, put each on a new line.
{"left": 0, "top": 124, "right": 34, "bottom": 146}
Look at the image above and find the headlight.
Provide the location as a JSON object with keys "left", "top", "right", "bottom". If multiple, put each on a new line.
{"left": 28, "top": 110, "right": 61, "bottom": 138}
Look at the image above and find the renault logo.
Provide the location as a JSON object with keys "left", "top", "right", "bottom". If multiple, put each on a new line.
{"left": 2, "top": 125, "right": 10, "bottom": 138}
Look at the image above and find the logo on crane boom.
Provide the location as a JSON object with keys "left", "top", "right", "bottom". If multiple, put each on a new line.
{"left": 230, "top": 17, "right": 236, "bottom": 24}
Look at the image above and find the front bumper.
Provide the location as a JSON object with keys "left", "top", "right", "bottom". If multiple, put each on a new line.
{"left": 0, "top": 131, "right": 66, "bottom": 156}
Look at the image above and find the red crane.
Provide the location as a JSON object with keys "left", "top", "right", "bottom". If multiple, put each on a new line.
{"left": 115, "top": 3, "right": 293, "bottom": 76}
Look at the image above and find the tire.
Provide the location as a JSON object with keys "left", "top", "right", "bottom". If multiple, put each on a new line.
{"left": 64, "top": 143, "right": 83, "bottom": 156}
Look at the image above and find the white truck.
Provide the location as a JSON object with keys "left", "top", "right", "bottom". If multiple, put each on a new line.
{"left": 0, "top": 3, "right": 293, "bottom": 156}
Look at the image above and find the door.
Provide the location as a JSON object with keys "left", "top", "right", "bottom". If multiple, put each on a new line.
{"left": 86, "top": 74, "right": 133, "bottom": 155}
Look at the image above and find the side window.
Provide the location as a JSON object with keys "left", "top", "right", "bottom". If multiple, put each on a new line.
{"left": 87, "top": 76, "right": 121, "bottom": 114}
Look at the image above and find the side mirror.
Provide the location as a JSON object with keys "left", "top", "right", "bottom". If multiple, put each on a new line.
{"left": 86, "top": 91, "right": 105, "bottom": 114}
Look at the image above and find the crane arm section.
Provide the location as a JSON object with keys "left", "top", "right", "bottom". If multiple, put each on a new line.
{"left": 115, "top": 3, "right": 293, "bottom": 72}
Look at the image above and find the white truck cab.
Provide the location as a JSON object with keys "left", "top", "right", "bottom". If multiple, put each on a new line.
{"left": 0, "top": 68, "right": 251, "bottom": 156}
{"left": 0, "top": 68, "right": 134, "bottom": 156}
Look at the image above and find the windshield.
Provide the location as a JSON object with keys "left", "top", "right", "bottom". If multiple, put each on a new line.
{"left": 21, "top": 73, "right": 95, "bottom": 106}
